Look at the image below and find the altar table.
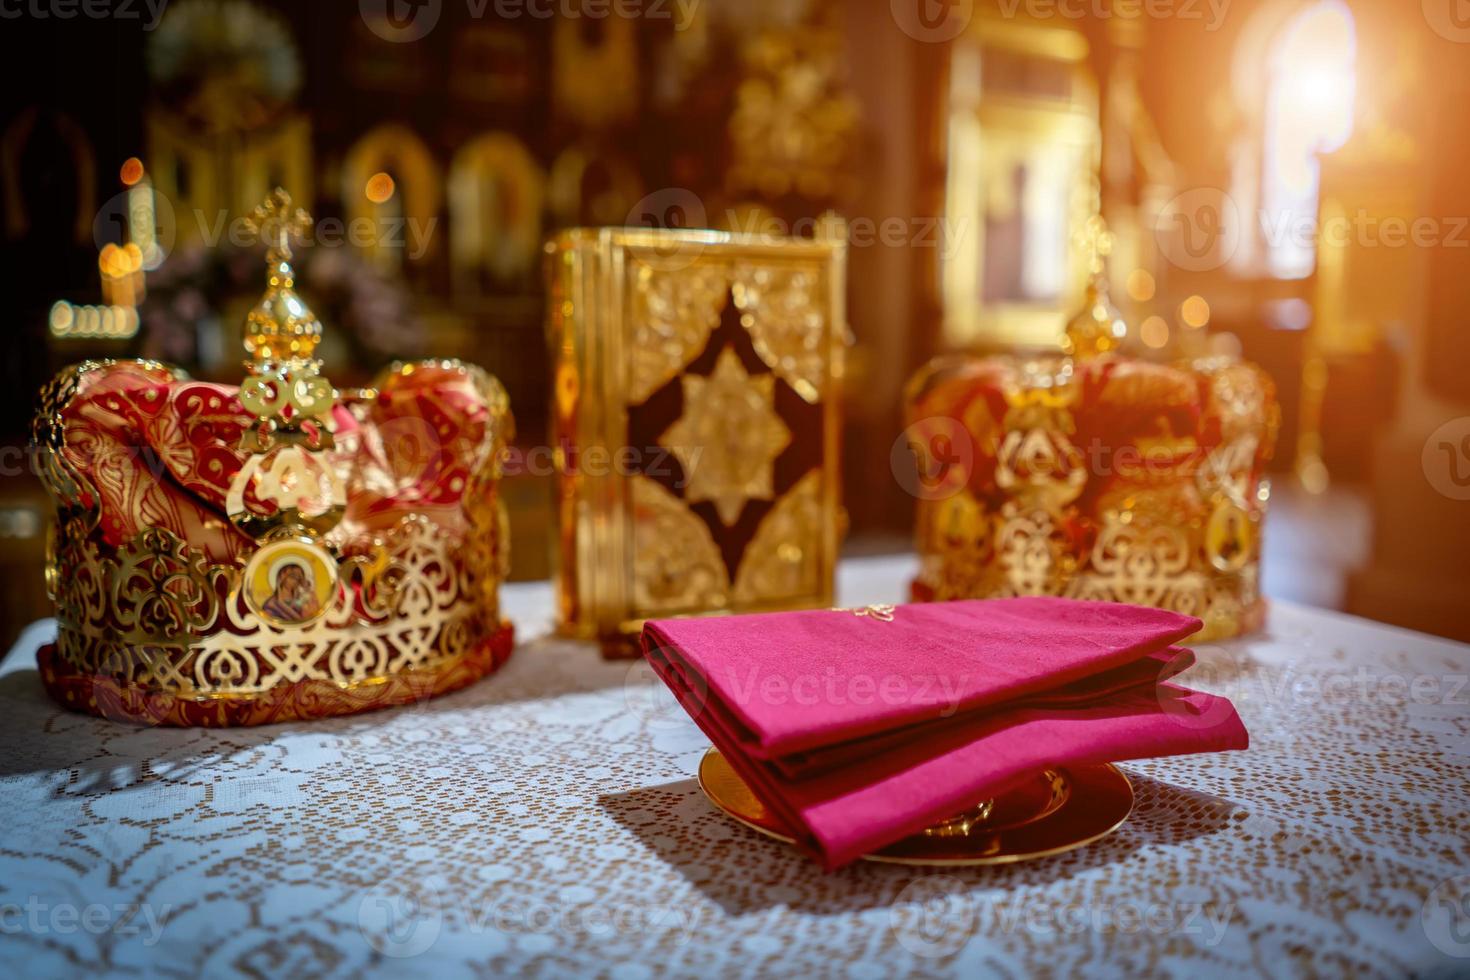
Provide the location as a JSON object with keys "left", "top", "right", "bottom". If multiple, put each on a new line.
{"left": 2, "top": 557, "right": 1467, "bottom": 977}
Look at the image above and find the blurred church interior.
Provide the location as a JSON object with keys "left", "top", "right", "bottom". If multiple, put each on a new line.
{"left": 1, "top": 0, "right": 1466, "bottom": 643}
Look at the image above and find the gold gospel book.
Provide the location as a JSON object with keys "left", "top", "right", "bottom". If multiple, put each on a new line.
{"left": 545, "top": 227, "right": 847, "bottom": 653}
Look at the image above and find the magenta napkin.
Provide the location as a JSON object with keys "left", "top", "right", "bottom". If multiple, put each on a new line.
{"left": 642, "top": 597, "right": 1248, "bottom": 869}
{"left": 646, "top": 597, "right": 1206, "bottom": 757}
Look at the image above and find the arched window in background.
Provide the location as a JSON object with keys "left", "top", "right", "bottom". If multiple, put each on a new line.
{"left": 1256, "top": 0, "right": 1357, "bottom": 279}
{"left": 341, "top": 124, "right": 442, "bottom": 275}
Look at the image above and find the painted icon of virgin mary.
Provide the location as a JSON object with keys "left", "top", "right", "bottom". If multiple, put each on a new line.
{"left": 262, "top": 560, "right": 322, "bottom": 624}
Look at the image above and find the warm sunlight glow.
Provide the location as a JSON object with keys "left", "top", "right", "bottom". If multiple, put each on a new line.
{"left": 1263, "top": 0, "right": 1357, "bottom": 278}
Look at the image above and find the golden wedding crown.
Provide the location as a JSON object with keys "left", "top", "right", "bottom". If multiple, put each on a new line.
{"left": 905, "top": 217, "right": 1280, "bottom": 641}
{"left": 32, "top": 190, "right": 516, "bottom": 726}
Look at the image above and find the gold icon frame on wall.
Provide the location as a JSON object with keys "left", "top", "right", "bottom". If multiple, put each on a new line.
{"left": 937, "top": 15, "right": 1101, "bottom": 351}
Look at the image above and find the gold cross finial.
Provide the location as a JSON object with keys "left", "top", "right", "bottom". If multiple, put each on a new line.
{"left": 244, "top": 188, "right": 313, "bottom": 267}
{"left": 1074, "top": 214, "right": 1115, "bottom": 278}
{"left": 1063, "top": 212, "right": 1127, "bottom": 360}
{"left": 241, "top": 188, "right": 323, "bottom": 367}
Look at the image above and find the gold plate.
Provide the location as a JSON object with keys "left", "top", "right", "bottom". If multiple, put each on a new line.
{"left": 696, "top": 747, "right": 1133, "bottom": 867}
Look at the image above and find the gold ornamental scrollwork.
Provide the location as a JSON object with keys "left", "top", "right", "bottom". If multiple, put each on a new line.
{"left": 1067, "top": 516, "right": 1206, "bottom": 616}
{"left": 631, "top": 476, "right": 730, "bottom": 614}
{"left": 733, "top": 262, "right": 830, "bottom": 404}
{"left": 226, "top": 445, "right": 348, "bottom": 541}
{"left": 51, "top": 515, "right": 493, "bottom": 699}
{"left": 995, "top": 506, "right": 1074, "bottom": 597}
{"left": 995, "top": 385, "right": 1086, "bottom": 515}
{"left": 627, "top": 263, "right": 730, "bottom": 405}
{"left": 547, "top": 227, "right": 844, "bottom": 645}
{"left": 110, "top": 525, "right": 234, "bottom": 644}
{"left": 31, "top": 185, "right": 516, "bottom": 723}
{"left": 733, "top": 469, "right": 824, "bottom": 603}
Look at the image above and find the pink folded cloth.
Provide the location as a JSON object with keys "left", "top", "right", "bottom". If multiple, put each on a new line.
{"left": 771, "top": 646, "right": 1197, "bottom": 780}
{"left": 642, "top": 597, "right": 1248, "bottom": 869}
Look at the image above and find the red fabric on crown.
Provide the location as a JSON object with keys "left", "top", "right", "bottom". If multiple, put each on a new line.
{"left": 56, "top": 361, "right": 498, "bottom": 561}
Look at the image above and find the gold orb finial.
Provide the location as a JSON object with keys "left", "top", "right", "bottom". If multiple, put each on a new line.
{"left": 232, "top": 190, "right": 341, "bottom": 518}
{"left": 242, "top": 188, "right": 322, "bottom": 366}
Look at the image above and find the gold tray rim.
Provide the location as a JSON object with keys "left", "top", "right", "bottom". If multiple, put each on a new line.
{"left": 696, "top": 746, "right": 1134, "bottom": 867}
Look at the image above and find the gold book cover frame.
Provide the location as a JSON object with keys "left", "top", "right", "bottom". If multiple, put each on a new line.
{"left": 546, "top": 227, "right": 847, "bottom": 647}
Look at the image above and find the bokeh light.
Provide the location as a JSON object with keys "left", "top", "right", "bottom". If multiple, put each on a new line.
{"left": 365, "top": 172, "right": 396, "bottom": 204}
{"left": 119, "top": 157, "right": 145, "bottom": 187}
{"left": 1140, "top": 315, "right": 1170, "bottom": 349}
{"left": 1180, "top": 295, "right": 1211, "bottom": 329}
{"left": 1126, "top": 269, "right": 1156, "bottom": 303}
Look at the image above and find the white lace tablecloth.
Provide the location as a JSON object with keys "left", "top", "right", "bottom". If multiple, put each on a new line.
{"left": 3, "top": 556, "right": 1469, "bottom": 978}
